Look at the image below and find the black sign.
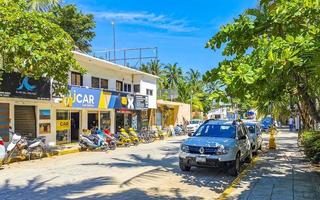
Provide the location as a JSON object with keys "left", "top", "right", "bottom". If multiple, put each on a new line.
{"left": 135, "top": 95, "right": 149, "bottom": 110}
{"left": 0, "top": 72, "right": 50, "bottom": 100}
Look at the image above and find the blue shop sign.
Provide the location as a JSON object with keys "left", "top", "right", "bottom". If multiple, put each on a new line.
{"left": 70, "top": 86, "right": 101, "bottom": 108}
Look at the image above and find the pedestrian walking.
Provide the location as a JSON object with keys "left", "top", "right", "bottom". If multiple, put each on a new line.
{"left": 289, "top": 116, "right": 294, "bottom": 131}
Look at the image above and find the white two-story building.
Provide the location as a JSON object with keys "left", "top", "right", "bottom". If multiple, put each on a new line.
{"left": 0, "top": 51, "right": 158, "bottom": 146}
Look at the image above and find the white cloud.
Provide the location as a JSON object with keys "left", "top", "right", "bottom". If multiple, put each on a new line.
{"left": 93, "top": 11, "right": 196, "bottom": 32}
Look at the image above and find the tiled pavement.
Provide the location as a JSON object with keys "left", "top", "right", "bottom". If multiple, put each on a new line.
{"left": 227, "top": 130, "right": 320, "bottom": 200}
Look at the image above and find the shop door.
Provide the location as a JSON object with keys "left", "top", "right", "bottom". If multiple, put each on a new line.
{"left": 71, "top": 112, "right": 80, "bottom": 141}
{"left": 14, "top": 105, "right": 36, "bottom": 138}
{"left": 88, "top": 113, "right": 98, "bottom": 130}
{"left": 115, "top": 113, "right": 124, "bottom": 131}
{"left": 0, "top": 103, "right": 9, "bottom": 142}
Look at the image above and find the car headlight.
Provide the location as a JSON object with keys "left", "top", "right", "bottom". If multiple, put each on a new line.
{"left": 180, "top": 144, "right": 189, "bottom": 153}
{"left": 215, "top": 145, "right": 229, "bottom": 155}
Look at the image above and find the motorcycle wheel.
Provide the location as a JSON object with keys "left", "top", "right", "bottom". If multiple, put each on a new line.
{"left": 3, "top": 149, "right": 15, "bottom": 164}
{"left": 134, "top": 139, "right": 139, "bottom": 146}
{"left": 110, "top": 142, "right": 117, "bottom": 150}
{"left": 30, "top": 146, "right": 45, "bottom": 160}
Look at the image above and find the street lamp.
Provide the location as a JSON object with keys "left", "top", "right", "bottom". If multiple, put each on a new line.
{"left": 111, "top": 21, "right": 116, "bottom": 62}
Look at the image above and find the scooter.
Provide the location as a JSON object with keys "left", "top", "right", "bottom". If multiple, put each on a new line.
{"left": 128, "top": 128, "right": 140, "bottom": 145}
{"left": 174, "top": 125, "right": 183, "bottom": 135}
{"left": 4, "top": 132, "right": 46, "bottom": 163}
{"left": 79, "top": 131, "right": 108, "bottom": 151}
{"left": 103, "top": 129, "right": 117, "bottom": 150}
{"left": 114, "top": 128, "right": 131, "bottom": 147}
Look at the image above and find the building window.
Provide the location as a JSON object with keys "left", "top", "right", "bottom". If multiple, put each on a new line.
{"left": 116, "top": 81, "right": 123, "bottom": 91}
{"left": 134, "top": 84, "right": 140, "bottom": 93}
{"left": 91, "top": 77, "right": 100, "bottom": 88}
{"left": 100, "top": 79, "right": 108, "bottom": 89}
{"left": 124, "top": 83, "right": 132, "bottom": 92}
{"left": 71, "top": 72, "right": 83, "bottom": 86}
{"left": 146, "top": 89, "right": 153, "bottom": 96}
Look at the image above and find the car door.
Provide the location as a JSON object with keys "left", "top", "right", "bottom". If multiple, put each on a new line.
{"left": 241, "top": 125, "right": 251, "bottom": 157}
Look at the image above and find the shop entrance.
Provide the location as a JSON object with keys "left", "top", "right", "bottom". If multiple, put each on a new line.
{"left": 14, "top": 105, "right": 36, "bottom": 138}
{"left": 88, "top": 113, "right": 98, "bottom": 131}
{"left": 115, "top": 110, "right": 141, "bottom": 132}
{"left": 71, "top": 112, "right": 80, "bottom": 141}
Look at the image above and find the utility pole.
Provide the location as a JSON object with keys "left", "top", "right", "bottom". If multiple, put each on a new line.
{"left": 111, "top": 21, "right": 116, "bottom": 62}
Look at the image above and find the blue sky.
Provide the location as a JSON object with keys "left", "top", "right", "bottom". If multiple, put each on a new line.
{"left": 65, "top": 0, "right": 257, "bottom": 74}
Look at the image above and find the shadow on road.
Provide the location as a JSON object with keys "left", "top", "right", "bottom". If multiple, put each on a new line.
{"left": 80, "top": 144, "right": 234, "bottom": 194}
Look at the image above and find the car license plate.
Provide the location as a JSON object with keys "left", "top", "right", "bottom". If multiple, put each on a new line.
{"left": 196, "top": 156, "right": 206, "bottom": 163}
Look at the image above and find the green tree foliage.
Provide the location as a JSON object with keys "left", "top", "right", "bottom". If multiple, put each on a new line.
{"left": 205, "top": 0, "right": 320, "bottom": 128}
{"left": 0, "top": 0, "right": 82, "bottom": 94}
{"left": 27, "top": 0, "right": 60, "bottom": 11}
{"left": 140, "top": 60, "right": 212, "bottom": 114}
{"left": 49, "top": 4, "right": 96, "bottom": 53}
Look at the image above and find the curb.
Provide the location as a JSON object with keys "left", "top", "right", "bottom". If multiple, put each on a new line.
{"left": 217, "top": 156, "right": 260, "bottom": 200}
{"left": 4, "top": 147, "right": 81, "bottom": 164}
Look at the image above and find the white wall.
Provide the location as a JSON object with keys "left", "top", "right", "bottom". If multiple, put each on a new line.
{"left": 73, "top": 58, "right": 158, "bottom": 109}
{"left": 140, "top": 77, "right": 157, "bottom": 109}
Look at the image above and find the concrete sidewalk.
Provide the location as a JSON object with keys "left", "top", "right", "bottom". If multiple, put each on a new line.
{"left": 226, "top": 130, "right": 320, "bottom": 200}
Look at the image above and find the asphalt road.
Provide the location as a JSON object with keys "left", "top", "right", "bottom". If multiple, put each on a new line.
{"left": 0, "top": 136, "right": 235, "bottom": 200}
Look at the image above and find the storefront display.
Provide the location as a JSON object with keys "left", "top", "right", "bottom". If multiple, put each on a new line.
{"left": 88, "top": 112, "right": 98, "bottom": 130}
{"left": 56, "top": 110, "right": 71, "bottom": 144}
{"left": 100, "top": 112, "right": 111, "bottom": 130}
{"left": 39, "top": 109, "right": 51, "bottom": 120}
{"left": 39, "top": 123, "right": 51, "bottom": 134}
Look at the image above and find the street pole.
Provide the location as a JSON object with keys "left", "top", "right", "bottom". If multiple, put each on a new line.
{"left": 111, "top": 21, "right": 116, "bottom": 63}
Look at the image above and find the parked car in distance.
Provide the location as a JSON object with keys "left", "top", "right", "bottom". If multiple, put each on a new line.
{"left": 243, "top": 120, "right": 263, "bottom": 154}
{"left": 0, "top": 136, "right": 5, "bottom": 165}
{"left": 179, "top": 119, "right": 252, "bottom": 176}
{"left": 186, "top": 119, "right": 203, "bottom": 135}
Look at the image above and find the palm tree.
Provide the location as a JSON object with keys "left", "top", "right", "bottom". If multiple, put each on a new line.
{"left": 164, "top": 63, "right": 182, "bottom": 89}
{"left": 27, "top": 0, "right": 61, "bottom": 11}
{"left": 149, "top": 59, "right": 163, "bottom": 76}
{"left": 164, "top": 63, "right": 182, "bottom": 101}
{"left": 139, "top": 63, "right": 150, "bottom": 73}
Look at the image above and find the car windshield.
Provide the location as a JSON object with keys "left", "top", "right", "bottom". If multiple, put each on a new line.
{"left": 194, "top": 124, "right": 236, "bottom": 138}
{"left": 246, "top": 125, "right": 255, "bottom": 134}
{"left": 190, "top": 120, "right": 200, "bottom": 124}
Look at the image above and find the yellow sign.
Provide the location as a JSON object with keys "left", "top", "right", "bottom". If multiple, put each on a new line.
{"left": 56, "top": 120, "right": 71, "bottom": 131}
{"left": 61, "top": 97, "right": 73, "bottom": 107}
{"left": 121, "top": 96, "right": 127, "bottom": 105}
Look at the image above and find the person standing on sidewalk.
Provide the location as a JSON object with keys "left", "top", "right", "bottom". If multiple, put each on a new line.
{"left": 289, "top": 116, "right": 294, "bottom": 131}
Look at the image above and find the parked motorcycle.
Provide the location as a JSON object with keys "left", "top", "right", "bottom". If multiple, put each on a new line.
{"left": 114, "top": 128, "right": 131, "bottom": 147}
{"left": 4, "top": 132, "right": 46, "bottom": 163}
{"left": 174, "top": 125, "right": 183, "bottom": 135}
{"left": 128, "top": 128, "right": 140, "bottom": 145}
{"left": 103, "top": 129, "right": 117, "bottom": 150}
{"left": 79, "top": 131, "right": 109, "bottom": 151}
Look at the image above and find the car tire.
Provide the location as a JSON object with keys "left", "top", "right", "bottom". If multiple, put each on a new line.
{"left": 229, "top": 153, "right": 240, "bottom": 176}
{"left": 245, "top": 149, "right": 253, "bottom": 163}
{"left": 179, "top": 159, "right": 191, "bottom": 171}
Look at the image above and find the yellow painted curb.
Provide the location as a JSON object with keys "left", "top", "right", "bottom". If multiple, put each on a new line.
{"left": 56, "top": 148, "right": 81, "bottom": 156}
{"left": 217, "top": 156, "right": 260, "bottom": 200}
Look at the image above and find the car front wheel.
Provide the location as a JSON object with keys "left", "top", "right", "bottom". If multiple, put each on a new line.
{"left": 179, "top": 158, "right": 191, "bottom": 171}
{"left": 228, "top": 153, "right": 240, "bottom": 176}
